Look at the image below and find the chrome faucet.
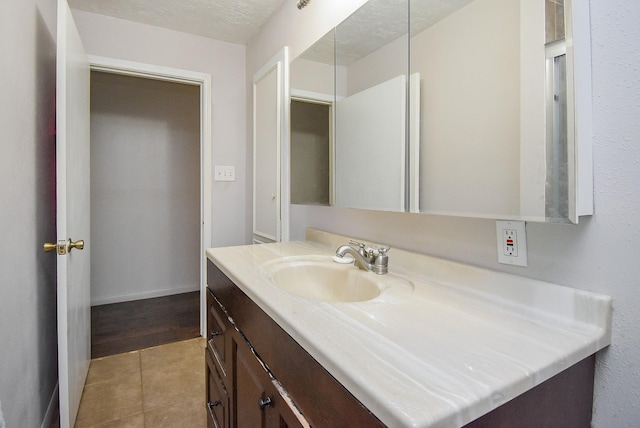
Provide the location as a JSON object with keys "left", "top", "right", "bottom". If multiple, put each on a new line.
{"left": 335, "top": 240, "right": 389, "bottom": 275}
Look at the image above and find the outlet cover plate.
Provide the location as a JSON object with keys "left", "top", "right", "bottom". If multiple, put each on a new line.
{"left": 496, "top": 220, "right": 528, "bottom": 267}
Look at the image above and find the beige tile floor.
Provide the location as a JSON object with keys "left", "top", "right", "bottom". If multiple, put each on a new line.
{"left": 75, "top": 337, "right": 207, "bottom": 427}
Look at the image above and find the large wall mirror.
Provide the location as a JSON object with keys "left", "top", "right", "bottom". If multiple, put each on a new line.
{"left": 289, "top": 0, "right": 592, "bottom": 224}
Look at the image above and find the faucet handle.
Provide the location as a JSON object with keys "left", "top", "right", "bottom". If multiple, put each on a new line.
{"left": 349, "top": 240, "right": 368, "bottom": 256}
{"left": 373, "top": 246, "right": 390, "bottom": 274}
{"left": 349, "top": 240, "right": 376, "bottom": 261}
{"left": 348, "top": 240, "right": 366, "bottom": 249}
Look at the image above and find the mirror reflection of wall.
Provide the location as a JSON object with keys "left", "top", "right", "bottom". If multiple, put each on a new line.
{"left": 410, "top": 0, "right": 577, "bottom": 222}
{"left": 289, "top": 0, "right": 590, "bottom": 224}
{"left": 335, "top": 74, "right": 407, "bottom": 211}
{"left": 253, "top": 48, "right": 289, "bottom": 243}
{"left": 290, "top": 99, "right": 332, "bottom": 206}
{"left": 545, "top": 50, "right": 568, "bottom": 219}
{"left": 545, "top": 0, "right": 568, "bottom": 220}
{"left": 334, "top": 0, "right": 410, "bottom": 211}
{"left": 290, "top": 44, "right": 335, "bottom": 207}
{"left": 545, "top": 0, "right": 570, "bottom": 219}
{"left": 545, "top": 0, "right": 565, "bottom": 44}
{"left": 412, "top": 0, "right": 521, "bottom": 218}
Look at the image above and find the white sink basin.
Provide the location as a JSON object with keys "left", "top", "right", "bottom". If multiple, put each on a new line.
{"left": 260, "top": 256, "right": 411, "bottom": 302}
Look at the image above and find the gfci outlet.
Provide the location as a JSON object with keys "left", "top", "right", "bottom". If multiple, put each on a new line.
{"left": 496, "top": 220, "right": 528, "bottom": 267}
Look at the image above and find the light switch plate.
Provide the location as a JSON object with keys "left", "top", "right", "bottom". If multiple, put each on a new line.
{"left": 496, "top": 220, "right": 528, "bottom": 267}
{"left": 214, "top": 165, "right": 235, "bottom": 182}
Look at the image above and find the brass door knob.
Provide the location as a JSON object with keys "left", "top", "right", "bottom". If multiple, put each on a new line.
{"left": 68, "top": 239, "right": 84, "bottom": 251}
{"left": 43, "top": 242, "right": 58, "bottom": 253}
{"left": 43, "top": 239, "right": 84, "bottom": 254}
{"left": 43, "top": 240, "right": 67, "bottom": 255}
{"left": 43, "top": 242, "right": 58, "bottom": 252}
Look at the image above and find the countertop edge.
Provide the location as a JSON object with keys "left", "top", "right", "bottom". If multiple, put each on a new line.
{"left": 205, "top": 239, "right": 612, "bottom": 428}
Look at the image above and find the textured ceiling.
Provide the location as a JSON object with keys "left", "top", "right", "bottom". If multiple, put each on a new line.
{"left": 301, "top": 0, "right": 474, "bottom": 65}
{"left": 68, "top": 0, "right": 286, "bottom": 44}
{"left": 68, "top": 0, "right": 475, "bottom": 58}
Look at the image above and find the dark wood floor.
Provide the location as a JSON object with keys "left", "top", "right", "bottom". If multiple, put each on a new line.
{"left": 91, "top": 291, "right": 201, "bottom": 358}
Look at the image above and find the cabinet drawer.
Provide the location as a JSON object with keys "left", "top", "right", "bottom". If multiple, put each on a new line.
{"left": 206, "top": 349, "right": 229, "bottom": 428}
{"left": 206, "top": 288, "right": 229, "bottom": 382}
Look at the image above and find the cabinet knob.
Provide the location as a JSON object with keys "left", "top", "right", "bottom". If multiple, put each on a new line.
{"left": 258, "top": 397, "right": 272, "bottom": 410}
{"left": 208, "top": 401, "right": 221, "bottom": 410}
{"left": 209, "top": 331, "right": 223, "bottom": 339}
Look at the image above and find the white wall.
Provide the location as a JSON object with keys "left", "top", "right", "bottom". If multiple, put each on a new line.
{"left": 290, "top": 58, "right": 334, "bottom": 96}
{"left": 249, "top": 0, "right": 640, "bottom": 425}
{"left": 0, "top": 0, "right": 59, "bottom": 426}
{"left": 72, "top": 10, "right": 247, "bottom": 248}
{"left": 346, "top": 34, "right": 408, "bottom": 96}
{"left": 90, "top": 72, "right": 201, "bottom": 304}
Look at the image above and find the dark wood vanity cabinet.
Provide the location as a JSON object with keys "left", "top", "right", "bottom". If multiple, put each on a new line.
{"left": 205, "top": 288, "right": 230, "bottom": 428}
{"left": 207, "top": 287, "right": 299, "bottom": 428}
{"left": 206, "top": 260, "right": 384, "bottom": 428}
{"left": 206, "top": 259, "right": 596, "bottom": 427}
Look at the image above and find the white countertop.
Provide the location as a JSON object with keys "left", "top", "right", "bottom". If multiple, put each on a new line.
{"left": 206, "top": 229, "right": 612, "bottom": 428}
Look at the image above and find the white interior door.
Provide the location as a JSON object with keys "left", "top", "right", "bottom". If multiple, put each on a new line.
{"left": 252, "top": 47, "right": 289, "bottom": 243}
{"left": 254, "top": 66, "right": 280, "bottom": 242}
{"left": 56, "top": 1, "right": 91, "bottom": 426}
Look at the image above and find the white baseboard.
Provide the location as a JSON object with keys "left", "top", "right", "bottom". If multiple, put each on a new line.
{"left": 91, "top": 285, "right": 200, "bottom": 306}
{"left": 41, "top": 382, "right": 58, "bottom": 428}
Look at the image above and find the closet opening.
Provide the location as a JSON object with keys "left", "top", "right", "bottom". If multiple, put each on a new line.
{"left": 87, "top": 59, "right": 212, "bottom": 357}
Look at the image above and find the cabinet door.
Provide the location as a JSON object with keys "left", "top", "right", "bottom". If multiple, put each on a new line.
{"left": 263, "top": 383, "right": 306, "bottom": 428}
{"left": 234, "top": 338, "right": 304, "bottom": 428}
{"left": 235, "top": 341, "right": 266, "bottom": 427}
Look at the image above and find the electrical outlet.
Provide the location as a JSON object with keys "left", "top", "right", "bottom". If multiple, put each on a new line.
{"left": 503, "top": 229, "right": 518, "bottom": 256}
{"left": 214, "top": 165, "right": 235, "bottom": 182}
{"left": 496, "top": 220, "right": 528, "bottom": 267}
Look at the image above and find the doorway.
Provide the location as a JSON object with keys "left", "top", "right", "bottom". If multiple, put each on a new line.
{"left": 88, "top": 57, "right": 213, "bottom": 352}
{"left": 89, "top": 71, "right": 201, "bottom": 356}
{"left": 290, "top": 98, "right": 332, "bottom": 206}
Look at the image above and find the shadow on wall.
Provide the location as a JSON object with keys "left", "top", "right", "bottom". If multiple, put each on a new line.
{"left": 34, "top": 7, "right": 60, "bottom": 425}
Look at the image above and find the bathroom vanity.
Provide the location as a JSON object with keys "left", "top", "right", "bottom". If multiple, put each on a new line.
{"left": 206, "top": 263, "right": 383, "bottom": 428}
{"left": 205, "top": 229, "right": 611, "bottom": 427}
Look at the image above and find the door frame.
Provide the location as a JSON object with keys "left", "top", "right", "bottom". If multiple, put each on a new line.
{"left": 290, "top": 89, "right": 335, "bottom": 207}
{"left": 88, "top": 55, "right": 212, "bottom": 336}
